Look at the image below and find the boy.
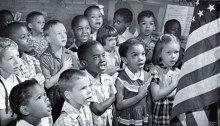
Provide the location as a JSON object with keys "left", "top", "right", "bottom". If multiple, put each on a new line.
{"left": 136, "top": 10, "right": 158, "bottom": 71}
{"left": 26, "top": 11, "right": 48, "bottom": 58}
{"left": 40, "top": 20, "right": 79, "bottom": 121}
{"left": 113, "top": 8, "right": 138, "bottom": 45}
{"left": 54, "top": 69, "right": 93, "bottom": 126}
{"left": 77, "top": 40, "right": 116, "bottom": 126}
{"left": 1, "top": 22, "right": 45, "bottom": 86}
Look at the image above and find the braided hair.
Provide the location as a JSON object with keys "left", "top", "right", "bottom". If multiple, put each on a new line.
{"left": 9, "top": 79, "right": 39, "bottom": 121}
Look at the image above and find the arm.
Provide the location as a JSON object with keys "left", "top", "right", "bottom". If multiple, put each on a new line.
{"left": 90, "top": 94, "right": 115, "bottom": 116}
{"left": 115, "top": 79, "right": 147, "bottom": 110}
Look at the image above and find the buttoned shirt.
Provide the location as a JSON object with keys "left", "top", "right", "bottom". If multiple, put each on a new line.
{"left": 15, "top": 53, "right": 45, "bottom": 86}
{"left": 118, "top": 27, "right": 137, "bottom": 45}
{"left": 87, "top": 71, "right": 117, "bottom": 126}
{"left": 53, "top": 101, "right": 93, "bottom": 126}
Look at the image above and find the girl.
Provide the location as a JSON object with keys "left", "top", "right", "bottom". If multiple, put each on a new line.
{"left": 9, "top": 79, "right": 52, "bottom": 126}
{"left": 0, "top": 38, "right": 24, "bottom": 126}
{"left": 116, "top": 38, "right": 152, "bottom": 126}
{"left": 150, "top": 34, "right": 181, "bottom": 126}
{"left": 84, "top": 5, "right": 103, "bottom": 40}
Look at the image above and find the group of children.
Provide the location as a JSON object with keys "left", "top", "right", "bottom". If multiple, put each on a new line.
{"left": 0, "top": 5, "right": 185, "bottom": 126}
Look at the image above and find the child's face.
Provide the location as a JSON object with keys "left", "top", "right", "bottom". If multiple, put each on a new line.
{"left": 85, "top": 44, "right": 107, "bottom": 76}
{"left": 73, "top": 18, "right": 91, "bottom": 44}
{"left": 113, "top": 14, "right": 126, "bottom": 35}
{"left": 2, "top": 14, "right": 14, "bottom": 26}
{"left": 139, "top": 16, "right": 155, "bottom": 38}
{"left": 161, "top": 41, "right": 180, "bottom": 68}
{"left": 104, "top": 36, "right": 117, "bottom": 52}
{"left": 123, "top": 44, "right": 146, "bottom": 73}
{"left": 166, "top": 22, "right": 181, "bottom": 39}
{"left": 87, "top": 9, "right": 103, "bottom": 31}
{"left": 26, "top": 84, "right": 52, "bottom": 119}
{"left": 29, "top": 15, "right": 45, "bottom": 33}
{"left": 68, "top": 77, "right": 92, "bottom": 110}
{"left": 11, "top": 26, "right": 34, "bottom": 53}
{"left": 48, "top": 23, "right": 67, "bottom": 47}
{"left": 0, "top": 47, "right": 21, "bottom": 76}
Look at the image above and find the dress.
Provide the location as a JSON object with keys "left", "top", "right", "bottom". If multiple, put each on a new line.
{"left": 117, "top": 67, "right": 152, "bottom": 126}
{"left": 150, "top": 65, "right": 180, "bottom": 126}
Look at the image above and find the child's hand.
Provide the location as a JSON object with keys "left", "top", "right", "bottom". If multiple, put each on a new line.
{"left": 138, "top": 85, "right": 147, "bottom": 97}
{"left": 62, "top": 57, "right": 72, "bottom": 70}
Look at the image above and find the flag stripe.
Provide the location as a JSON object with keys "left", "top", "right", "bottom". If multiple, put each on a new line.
{"left": 186, "top": 112, "right": 198, "bottom": 126}
{"left": 171, "top": 86, "right": 220, "bottom": 118}
{"left": 177, "top": 58, "right": 220, "bottom": 91}
{"left": 185, "top": 18, "right": 220, "bottom": 50}
{"left": 192, "top": 110, "right": 209, "bottom": 126}
{"left": 179, "top": 46, "right": 220, "bottom": 83}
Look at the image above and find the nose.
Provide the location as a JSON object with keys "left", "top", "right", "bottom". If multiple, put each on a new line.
{"left": 14, "top": 57, "right": 21, "bottom": 66}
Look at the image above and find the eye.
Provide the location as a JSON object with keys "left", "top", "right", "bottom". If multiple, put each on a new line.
{"left": 38, "top": 95, "right": 42, "bottom": 99}
{"left": 150, "top": 22, "right": 154, "bottom": 25}
{"left": 78, "top": 28, "right": 83, "bottom": 31}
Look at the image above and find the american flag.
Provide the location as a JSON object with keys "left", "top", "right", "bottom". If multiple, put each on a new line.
{"left": 170, "top": 1, "right": 220, "bottom": 126}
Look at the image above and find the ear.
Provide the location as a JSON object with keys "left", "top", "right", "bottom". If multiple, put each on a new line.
{"left": 121, "top": 57, "right": 128, "bottom": 64}
{"left": 28, "top": 23, "right": 33, "bottom": 29}
{"left": 79, "top": 60, "right": 87, "bottom": 68}
{"left": 64, "top": 90, "right": 71, "bottom": 100}
{"left": 19, "top": 105, "right": 30, "bottom": 116}
{"left": 45, "top": 36, "right": 52, "bottom": 44}
{"left": 125, "top": 22, "right": 131, "bottom": 28}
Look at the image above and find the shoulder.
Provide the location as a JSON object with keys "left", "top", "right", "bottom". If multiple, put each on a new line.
{"left": 101, "top": 74, "right": 114, "bottom": 83}
{"left": 54, "top": 112, "right": 78, "bottom": 126}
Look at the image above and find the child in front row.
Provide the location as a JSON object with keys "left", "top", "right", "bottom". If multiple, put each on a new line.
{"left": 77, "top": 40, "right": 116, "bottom": 126}
{"left": 9, "top": 79, "right": 52, "bottom": 126}
{"left": 40, "top": 20, "right": 79, "bottom": 121}
{"left": 0, "top": 38, "right": 25, "bottom": 126}
{"left": 84, "top": 5, "right": 103, "bottom": 40}
{"left": 96, "top": 24, "right": 121, "bottom": 81}
{"left": 150, "top": 34, "right": 181, "bottom": 126}
{"left": 54, "top": 69, "right": 93, "bottom": 126}
{"left": 116, "top": 38, "right": 152, "bottom": 126}
{"left": 136, "top": 10, "right": 158, "bottom": 71}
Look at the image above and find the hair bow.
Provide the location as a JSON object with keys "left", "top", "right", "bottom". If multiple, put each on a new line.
{"left": 96, "top": 4, "right": 104, "bottom": 15}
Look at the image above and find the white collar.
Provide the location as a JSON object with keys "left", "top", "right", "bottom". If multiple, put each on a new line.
{"left": 125, "top": 67, "right": 144, "bottom": 81}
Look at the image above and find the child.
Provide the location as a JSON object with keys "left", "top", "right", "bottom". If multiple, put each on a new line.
{"left": 164, "top": 19, "right": 184, "bottom": 69}
{"left": 1, "top": 22, "right": 45, "bottom": 86}
{"left": 26, "top": 11, "right": 48, "bottom": 58}
{"left": 40, "top": 20, "right": 79, "bottom": 121}
{"left": 0, "top": 38, "right": 25, "bottom": 126}
{"left": 136, "top": 10, "right": 158, "bottom": 71}
{"left": 113, "top": 8, "right": 138, "bottom": 45}
{"left": 9, "top": 79, "right": 52, "bottom": 126}
{"left": 150, "top": 34, "right": 181, "bottom": 126}
{"left": 0, "top": 10, "right": 14, "bottom": 30}
{"left": 84, "top": 5, "right": 103, "bottom": 40}
{"left": 115, "top": 38, "right": 152, "bottom": 126}
{"left": 54, "top": 69, "right": 93, "bottom": 126}
{"left": 77, "top": 40, "right": 116, "bottom": 126}
{"left": 68, "top": 15, "right": 91, "bottom": 52}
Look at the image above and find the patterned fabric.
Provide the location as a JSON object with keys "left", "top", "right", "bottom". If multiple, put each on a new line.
{"left": 53, "top": 101, "right": 93, "bottom": 126}
{"left": 118, "top": 27, "right": 136, "bottom": 45}
{"left": 87, "top": 70, "right": 117, "bottom": 126}
{"left": 149, "top": 65, "right": 180, "bottom": 126}
{"left": 16, "top": 116, "right": 53, "bottom": 126}
{"left": 116, "top": 67, "right": 152, "bottom": 126}
{"left": 29, "top": 35, "right": 48, "bottom": 58}
{"left": 16, "top": 53, "right": 45, "bottom": 86}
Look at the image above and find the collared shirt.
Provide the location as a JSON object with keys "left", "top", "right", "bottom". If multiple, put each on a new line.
{"left": 29, "top": 34, "right": 49, "bottom": 58}
{"left": 16, "top": 116, "right": 53, "bottom": 126}
{"left": 118, "top": 27, "right": 137, "bottom": 45}
{"left": 105, "top": 47, "right": 120, "bottom": 69}
{"left": 87, "top": 71, "right": 117, "bottom": 126}
{"left": 0, "top": 75, "right": 25, "bottom": 110}
{"left": 16, "top": 53, "right": 45, "bottom": 86}
{"left": 40, "top": 46, "right": 79, "bottom": 81}
{"left": 53, "top": 101, "right": 93, "bottom": 126}
{"left": 125, "top": 67, "right": 144, "bottom": 81}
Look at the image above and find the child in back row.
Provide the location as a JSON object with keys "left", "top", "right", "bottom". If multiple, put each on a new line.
{"left": 9, "top": 79, "right": 52, "bottom": 126}
{"left": 96, "top": 24, "right": 121, "bottom": 81}
{"left": 150, "top": 34, "right": 181, "bottom": 126}
{"left": 1, "top": 22, "right": 45, "bottom": 86}
{"left": 40, "top": 20, "right": 79, "bottom": 121}
{"left": 136, "top": 10, "right": 158, "bottom": 71}
{"left": 77, "top": 40, "right": 116, "bottom": 126}
{"left": 84, "top": 5, "right": 103, "bottom": 40}
{"left": 54, "top": 69, "right": 93, "bottom": 126}
{"left": 0, "top": 10, "right": 14, "bottom": 30}
{"left": 113, "top": 8, "right": 138, "bottom": 45}
{"left": 26, "top": 11, "right": 48, "bottom": 58}
{"left": 0, "top": 38, "right": 25, "bottom": 126}
{"left": 116, "top": 38, "right": 152, "bottom": 126}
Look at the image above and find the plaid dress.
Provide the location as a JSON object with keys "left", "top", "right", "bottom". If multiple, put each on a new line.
{"left": 150, "top": 65, "right": 180, "bottom": 126}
